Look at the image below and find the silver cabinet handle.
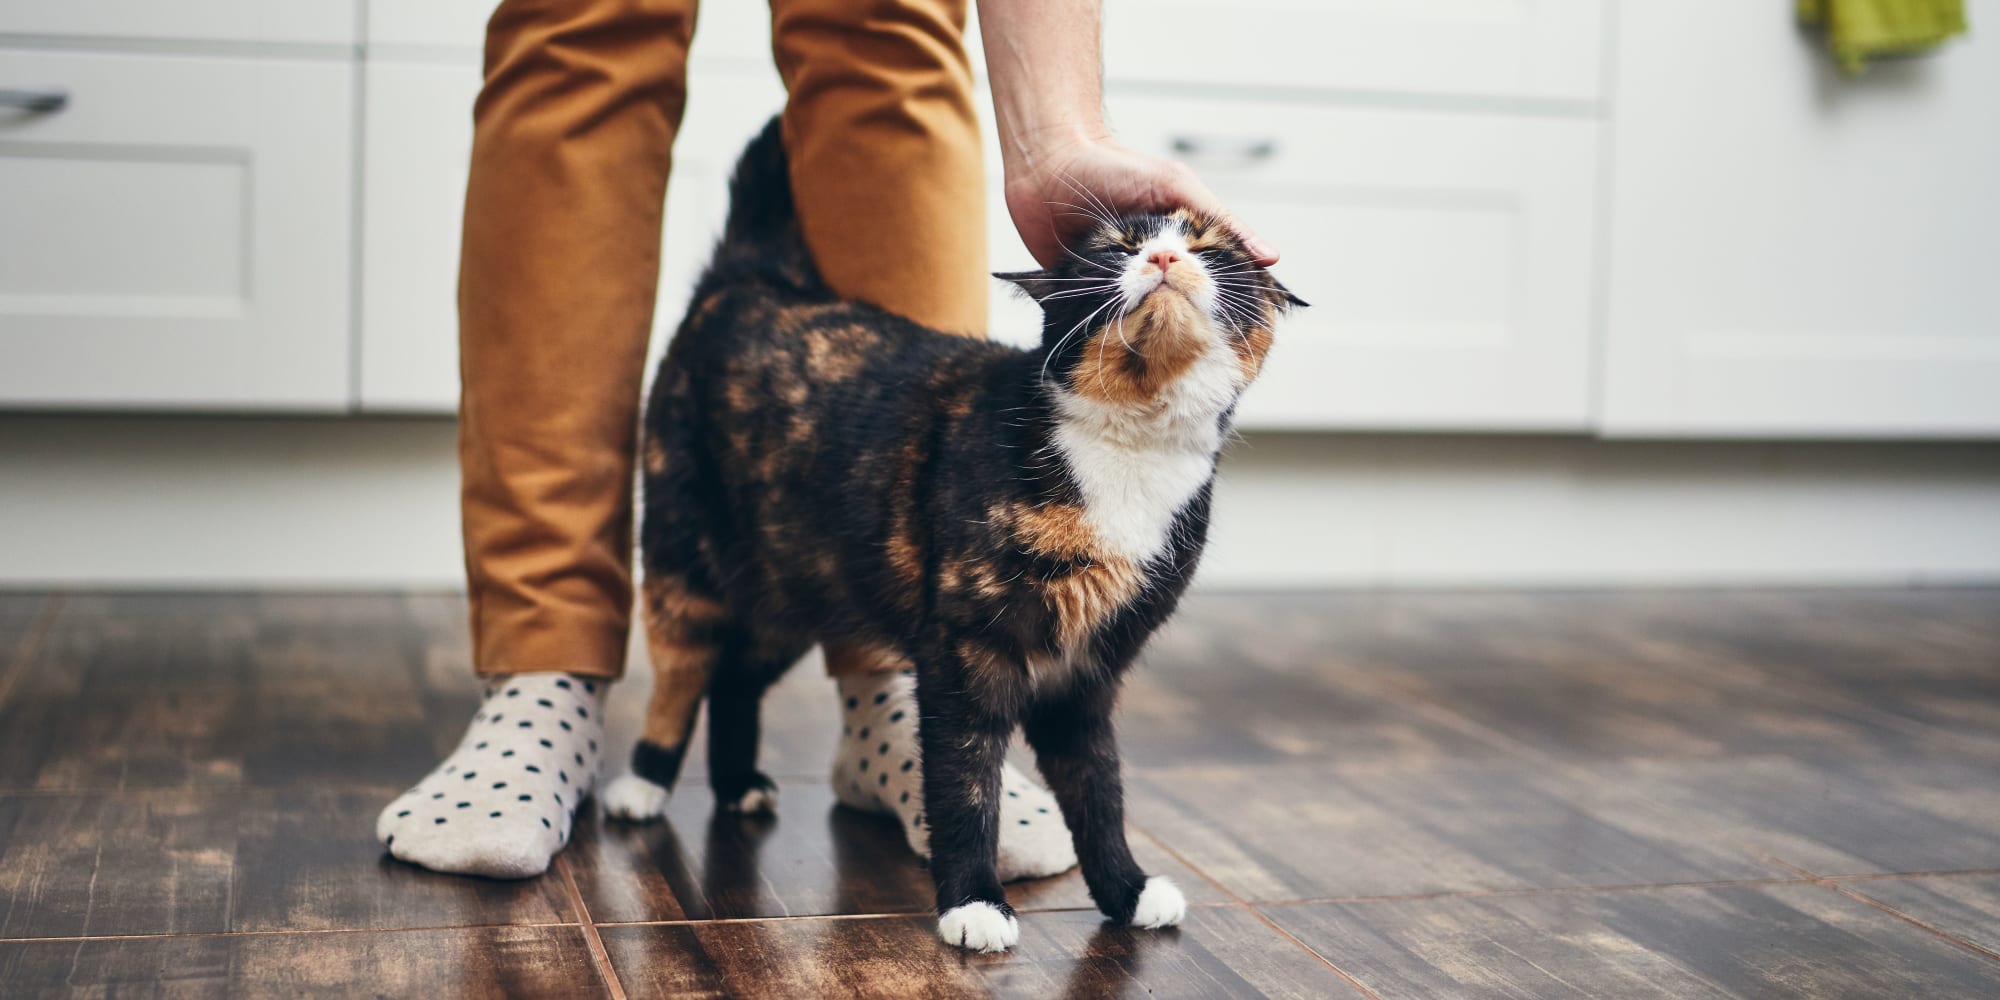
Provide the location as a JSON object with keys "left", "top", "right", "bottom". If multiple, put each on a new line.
{"left": 0, "top": 88, "right": 69, "bottom": 112}
{"left": 1169, "top": 134, "right": 1278, "bottom": 166}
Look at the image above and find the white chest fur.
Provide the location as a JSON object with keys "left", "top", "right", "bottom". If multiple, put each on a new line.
{"left": 1051, "top": 339, "right": 1241, "bottom": 567}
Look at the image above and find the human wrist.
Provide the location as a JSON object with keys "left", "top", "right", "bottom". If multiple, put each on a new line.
{"left": 999, "top": 117, "right": 1109, "bottom": 184}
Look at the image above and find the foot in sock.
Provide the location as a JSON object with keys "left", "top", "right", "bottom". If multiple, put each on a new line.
{"left": 376, "top": 672, "right": 606, "bottom": 879}
{"left": 831, "top": 670, "right": 1077, "bottom": 882}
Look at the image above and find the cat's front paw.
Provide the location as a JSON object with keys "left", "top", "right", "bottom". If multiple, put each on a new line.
{"left": 602, "top": 772, "right": 672, "bottom": 822}
{"left": 937, "top": 900, "right": 1020, "bottom": 952}
{"left": 1129, "top": 877, "right": 1186, "bottom": 930}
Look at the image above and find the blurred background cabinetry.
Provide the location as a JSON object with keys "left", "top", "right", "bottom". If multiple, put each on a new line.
{"left": 4, "top": 1, "right": 1998, "bottom": 589}
{"left": 7, "top": 0, "right": 1994, "bottom": 434}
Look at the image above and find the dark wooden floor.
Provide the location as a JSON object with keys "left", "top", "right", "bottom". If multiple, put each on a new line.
{"left": 1, "top": 590, "right": 1997, "bottom": 998}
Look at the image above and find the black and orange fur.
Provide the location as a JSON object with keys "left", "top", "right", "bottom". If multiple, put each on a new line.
{"left": 628, "top": 118, "right": 1301, "bottom": 929}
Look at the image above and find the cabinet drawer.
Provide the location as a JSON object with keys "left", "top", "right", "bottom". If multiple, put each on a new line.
{"left": 1103, "top": 0, "right": 1605, "bottom": 103}
{"left": 0, "top": 50, "right": 354, "bottom": 410}
{"left": 0, "top": 1, "right": 357, "bottom": 46}
{"left": 1103, "top": 95, "right": 1599, "bottom": 430}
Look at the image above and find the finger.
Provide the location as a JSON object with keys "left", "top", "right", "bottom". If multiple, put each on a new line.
{"left": 1163, "top": 167, "right": 1278, "bottom": 266}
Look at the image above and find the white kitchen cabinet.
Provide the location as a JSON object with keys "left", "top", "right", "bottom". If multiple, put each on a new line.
{"left": 356, "top": 51, "right": 787, "bottom": 412}
{"left": 1097, "top": 96, "right": 1601, "bottom": 431}
{"left": 0, "top": 0, "right": 357, "bottom": 46}
{"left": 365, "top": 3, "right": 488, "bottom": 49}
{"left": 1104, "top": 0, "right": 1606, "bottom": 104}
{"left": 366, "top": 0, "right": 763, "bottom": 64}
{"left": 650, "top": 69, "right": 792, "bottom": 348}
{"left": 1599, "top": 0, "right": 2000, "bottom": 438}
{"left": 0, "top": 49, "right": 354, "bottom": 410}
{"left": 356, "top": 60, "right": 476, "bottom": 412}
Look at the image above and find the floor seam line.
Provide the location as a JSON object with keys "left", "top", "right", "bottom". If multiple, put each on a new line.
{"left": 1250, "top": 875, "right": 1821, "bottom": 907}
{"left": 1125, "top": 818, "right": 1241, "bottom": 904}
{"left": 554, "top": 855, "right": 628, "bottom": 1000}
{"left": 0, "top": 921, "right": 586, "bottom": 944}
{"left": 1824, "top": 868, "right": 2000, "bottom": 883}
{"left": 585, "top": 901, "right": 1241, "bottom": 930}
{"left": 1822, "top": 881, "right": 2000, "bottom": 965}
{"left": 1761, "top": 852, "right": 2000, "bottom": 967}
{"left": 1241, "top": 902, "right": 1385, "bottom": 1000}
{"left": 1127, "top": 823, "right": 1385, "bottom": 1000}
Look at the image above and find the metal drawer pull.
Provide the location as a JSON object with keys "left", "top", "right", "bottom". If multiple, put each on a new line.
{"left": 1169, "top": 134, "right": 1278, "bottom": 166}
{"left": 0, "top": 88, "right": 69, "bottom": 112}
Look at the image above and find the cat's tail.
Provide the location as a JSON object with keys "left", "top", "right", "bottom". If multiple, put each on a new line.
{"left": 704, "top": 114, "right": 823, "bottom": 293}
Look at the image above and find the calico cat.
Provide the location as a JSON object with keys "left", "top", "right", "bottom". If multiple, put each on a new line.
{"left": 608, "top": 118, "right": 1302, "bottom": 952}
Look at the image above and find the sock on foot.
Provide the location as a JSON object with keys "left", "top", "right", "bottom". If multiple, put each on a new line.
{"left": 376, "top": 672, "right": 607, "bottom": 879}
{"left": 831, "top": 670, "right": 1077, "bottom": 882}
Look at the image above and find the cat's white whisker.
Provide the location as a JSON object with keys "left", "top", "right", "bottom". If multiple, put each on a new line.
{"left": 1053, "top": 171, "right": 1120, "bottom": 228}
{"left": 1045, "top": 199, "right": 1117, "bottom": 229}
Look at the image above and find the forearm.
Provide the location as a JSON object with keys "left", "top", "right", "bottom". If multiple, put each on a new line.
{"left": 977, "top": 0, "right": 1110, "bottom": 180}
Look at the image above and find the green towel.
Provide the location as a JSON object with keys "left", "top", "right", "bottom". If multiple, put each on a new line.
{"left": 1798, "top": 0, "right": 1968, "bottom": 73}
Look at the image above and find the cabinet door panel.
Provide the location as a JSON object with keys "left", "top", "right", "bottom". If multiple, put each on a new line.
{"left": 0, "top": 50, "right": 353, "bottom": 410}
{"left": 356, "top": 60, "right": 475, "bottom": 412}
{"left": 366, "top": 0, "right": 766, "bottom": 64}
{"left": 0, "top": 1, "right": 356, "bottom": 45}
{"left": 1105, "top": 96, "right": 1599, "bottom": 430}
{"left": 1103, "top": 0, "right": 1605, "bottom": 102}
{"left": 358, "top": 59, "right": 786, "bottom": 412}
{"left": 1600, "top": 0, "right": 2000, "bottom": 438}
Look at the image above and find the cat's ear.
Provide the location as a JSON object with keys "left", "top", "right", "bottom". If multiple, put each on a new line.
{"left": 1271, "top": 278, "right": 1309, "bottom": 311}
{"left": 993, "top": 270, "right": 1065, "bottom": 303}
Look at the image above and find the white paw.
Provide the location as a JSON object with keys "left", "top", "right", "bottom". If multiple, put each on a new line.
{"left": 728, "top": 783, "right": 778, "bottom": 815}
{"left": 601, "top": 773, "right": 671, "bottom": 822}
{"left": 937, "top": 901, "right": 1020, "bottom": 953}
{"left": 1129, "top": 877, "right": 1186, "bottom": 930}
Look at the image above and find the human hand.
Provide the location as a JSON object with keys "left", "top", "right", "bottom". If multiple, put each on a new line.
{"left": 1003, "top": 135, "right": 1278, "bottom": 270}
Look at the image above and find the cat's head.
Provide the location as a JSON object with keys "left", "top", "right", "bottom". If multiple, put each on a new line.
{"left": 998, "top": 209, "right": 1305, "bottom": 407}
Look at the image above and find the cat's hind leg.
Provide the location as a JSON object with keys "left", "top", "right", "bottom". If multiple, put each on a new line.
{"left": 602, "top": 572, "right": 726, "bottom": 822}
{"left": 705, "top": 637, "right": 804, "bottom": 815}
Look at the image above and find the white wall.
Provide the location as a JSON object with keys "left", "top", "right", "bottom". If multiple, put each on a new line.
{"left": 4, "top": 417, "right": 1996, "bottom": 590}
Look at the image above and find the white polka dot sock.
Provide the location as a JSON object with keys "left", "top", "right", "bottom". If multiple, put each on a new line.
{"left": 831, "top": 670, "right": 1077, "bottom": 882}
{"left": 376, "top": 672, "right": 607, "bottom": 879}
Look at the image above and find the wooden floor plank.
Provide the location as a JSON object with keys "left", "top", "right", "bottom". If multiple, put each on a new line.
{"left": 0, "top": 593, "right": 48, "bottom": 658}
{"left": 0, "top": 594, "right": 450, "bottom": 792}
{"left": 0, "top": 787, "right": 574, "bottom": 939}
{"left": 1126, "top": 759, "right": 1788, "bottom": 902}
{"left": 1553, "top": 755, "right": 2000, "bottom": 879}
{"left": 1830, "top": 875, "right": 2000, "bottom": 959}
{"left": 568, "top": 780, "right": 1218, "bottom": 923}
{"left": 2, "top": 588, "right": 1997, "bottom": 997}
{"left": 1211, "top": 590, "right": 2000, "bottom": 769}
{"left": 0, "top": 925, "right": 607, "bottom": 1000}
{"left": 1266, "top": 883, "right": 2000, "bottom": 1000}
{"left": 600, "top": 906, "right": 1360, "bottom": 1000}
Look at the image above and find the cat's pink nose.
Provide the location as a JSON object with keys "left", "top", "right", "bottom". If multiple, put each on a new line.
{"left": 1147, "top": 248, "right": 1180, "bottom": 270}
